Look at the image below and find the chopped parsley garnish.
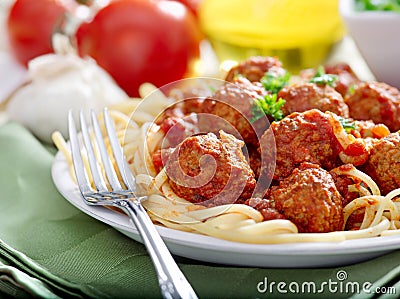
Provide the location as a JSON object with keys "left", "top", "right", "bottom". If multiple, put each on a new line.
{"left": 251, "top": 94, "right": 286, "bottom": 122}
{"left": 251, "top": 69, "right": 289, "bottom": 122}
{"left": 338, "top": 117, "right": 358, "bottom": 133}
{"left": 309, "top": 66, "right": 338, "bottom": 87}
{"left": 260, "top": 70, "right": 291, "bottom": 94}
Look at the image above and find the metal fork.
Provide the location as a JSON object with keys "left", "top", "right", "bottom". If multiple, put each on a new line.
{"left": 68, "top": 108, "right": 198, "bottom": 299}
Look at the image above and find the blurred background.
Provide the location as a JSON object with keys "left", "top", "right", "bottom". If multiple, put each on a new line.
{"left": 0, "top": 0, "right": 25, "bottom": 102}
{"left": 0, "top": 0, "right": 385, "bottom": 103}
{"left": 199, "top": 0, "right": 345, "bottom": 73}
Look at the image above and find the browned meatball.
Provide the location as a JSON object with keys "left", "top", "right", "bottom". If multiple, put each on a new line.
{"left": 268, "top": 162, "right": 344, "bottom": 233}
{"left": 300, "top": 63, "right": 361, "bottom": 97}
{"left": 364, "top": 133, "right": 400, "bottom": 195}
{"left": 277, "top": 82, "right": 349, "bottom": 117}
{"left": 345, "top": 82, "right": 400, "bottom": 132}
{"left": 324, "top": 63, "right": 361, "bottom": 97}
{"left": 165, "top": 131, "right": 256, "bottom": 206}
{"left": 260, "top": 109, "right": 343, "bottom": 182}
{"left": 155, "top": 79, "right": 268, "bottom": 176}
{"left": 199, "top": 77, "right": 269, "bottom": 146}
{"left": 246, "top": 145, "right": 261, "bottom": 178}
{"left": 225, "top": 56, "right": 284, "bottom": 83}
{"left": 155, "top": 97, "right": 205, "bottom": 125}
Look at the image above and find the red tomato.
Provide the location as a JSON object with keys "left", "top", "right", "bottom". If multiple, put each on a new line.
{"left": 175, "top": 0, "right": 202, "bottom": 17}
{"left": 75, "top": 0, "right": 203, "bottom": 97}
{"left": 7, "top": 0, "right": 68, "bottom": 66}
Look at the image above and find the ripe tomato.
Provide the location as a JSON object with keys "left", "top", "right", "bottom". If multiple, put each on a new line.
{"left": 7, "top": 0, "right": 68, "bottom": 66}
{"left": 75, "top": 0, "right": 203, "bottom": 97}
{"left": 175, "top": 0, "right": 202, "bottom": 17}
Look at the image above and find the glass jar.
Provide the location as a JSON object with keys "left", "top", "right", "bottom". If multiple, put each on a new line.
{"left": 198, "top": 0, "right": 345, "bottom": 73}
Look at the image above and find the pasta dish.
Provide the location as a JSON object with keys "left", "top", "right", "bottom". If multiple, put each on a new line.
{"left": 53, "top": 56, "right": 400, "bottom": 244}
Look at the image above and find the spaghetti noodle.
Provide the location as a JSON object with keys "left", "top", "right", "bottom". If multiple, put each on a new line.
{"left": 52, "top": 81, "right": 400, "bottom": 244}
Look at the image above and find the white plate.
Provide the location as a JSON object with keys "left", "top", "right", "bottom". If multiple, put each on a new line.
{"left": 52, "top": 149, "right": 400, "bottom": 268}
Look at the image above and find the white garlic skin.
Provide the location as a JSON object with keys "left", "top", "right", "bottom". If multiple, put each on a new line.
{"left": 7, "top": 53, "right": 129, "bottom": 143}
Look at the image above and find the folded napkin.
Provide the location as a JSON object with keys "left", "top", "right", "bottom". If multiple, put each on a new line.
{"left": 1, "top": 121, "right": 400, "bottom": 299}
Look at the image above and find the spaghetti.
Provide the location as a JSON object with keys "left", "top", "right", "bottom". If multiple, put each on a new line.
{"left": 52, "top": 81, "right": 400, "bottom": 244}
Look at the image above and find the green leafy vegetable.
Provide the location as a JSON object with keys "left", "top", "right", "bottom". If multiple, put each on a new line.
{"left": 252, "top": 69, "right": 289, "bottom": 122}
{"left": 260, "top": 70, "right": 291, "bottom": 94}
{"left": 309, "top": 66, "right": 338, "bottom": 87}
{"left": 338, "top": 117, "right": 358, "bottom": 133}
{"left": 355, "top": 0, "right": 400, "bottom": 12}
{"left": 251, "top": 94, "right": 286, "bottom": 122}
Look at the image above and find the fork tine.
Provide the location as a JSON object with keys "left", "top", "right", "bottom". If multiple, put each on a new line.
{"left": 103, "top": 108, "right": 137, "bottom": 192}
{"left": 68, "top": 110, "right": 92, "bottom": 195}
{"left": 90, "top": 109, "right": 123, "bottom": 191}
{"left": 69, "top": 109, "right": 198, "bottom": 299}
{"left": 79, "top": 110, "right": 108, "bottom": 192}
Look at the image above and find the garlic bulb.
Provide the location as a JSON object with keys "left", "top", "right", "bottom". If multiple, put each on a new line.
{"left": 6, "top": 53, "right": 128, "bottom": 143}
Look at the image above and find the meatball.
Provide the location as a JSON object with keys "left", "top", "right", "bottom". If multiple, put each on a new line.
{"left": 155, "top": 97, "right": 205, "bottom": 125}
{"left": 345, "top": 82, "right": 400, "bottom": 132}
{"left": 165, "top": 131, "right": 256, "bottom": 206}
{"left": 300, "top": 63, "right": 361, "bottom": 97}
{"left": 199, "top": 77, "right": 269, "bottom": 146}
{"left": 260, "top": 109, "right": 343, "bottom": 182}
{"left": 246, "top": 144, "right": 262, "bottom": 178}
{"left": 225, "top": 56, "right": 284, "bottom": 83}
{"left": 268, "top": 163, "right": 344, "bottom": 233}
{"left": 277, "top": 82, "right": 349, "bottom": 117}
{"left": 324, "top": 63, "right": 361, "bottom": 97}
{"left": 364, "top": 133, "right": 400, "bottom": 195}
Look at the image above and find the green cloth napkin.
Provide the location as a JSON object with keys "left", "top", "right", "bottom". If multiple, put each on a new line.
{"left": 1, "top": 121, "right": 400, "bottom": 299}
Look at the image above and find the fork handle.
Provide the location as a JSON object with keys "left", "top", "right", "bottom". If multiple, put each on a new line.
{"left": 119, "top": 200, "right": 198, "bottom": 299}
